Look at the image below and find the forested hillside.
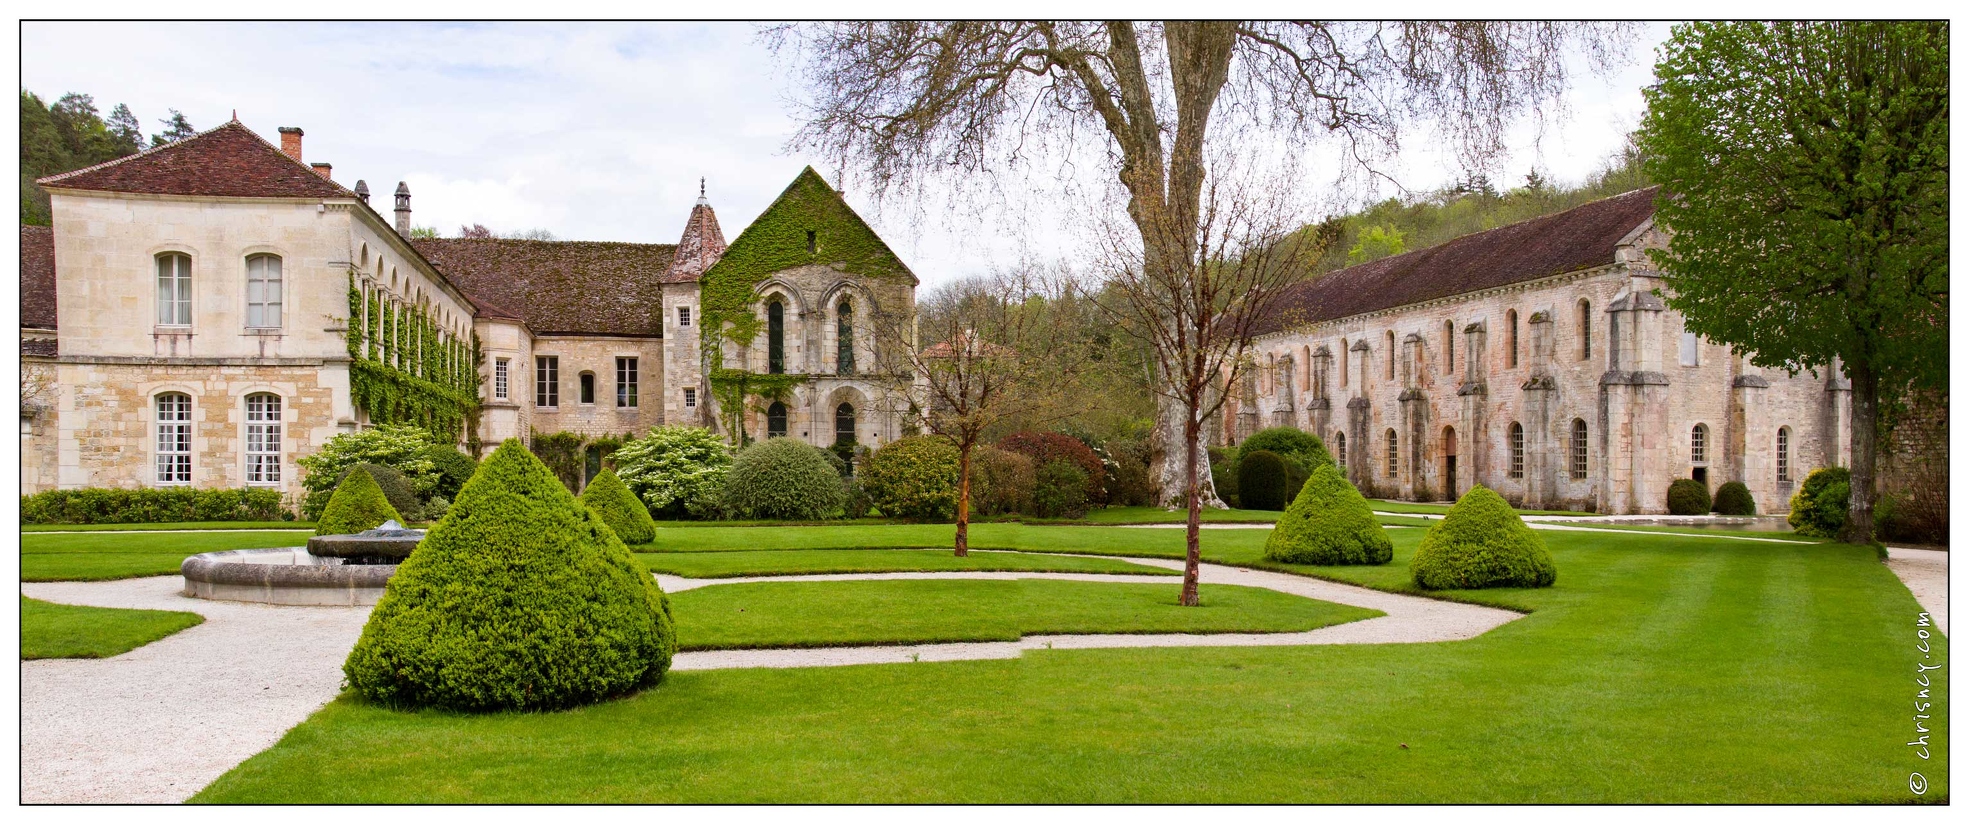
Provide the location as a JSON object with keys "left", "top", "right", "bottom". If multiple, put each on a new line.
{"left": 21, "top": 90, "right": 195, "bottom": 224}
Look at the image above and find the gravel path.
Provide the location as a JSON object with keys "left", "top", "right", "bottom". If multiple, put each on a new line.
{"left": 22, "top": 556, "right": 1518, "bottom": 803}
{"left": 1885, "top": 546, "right": 1948, "bottom": 635}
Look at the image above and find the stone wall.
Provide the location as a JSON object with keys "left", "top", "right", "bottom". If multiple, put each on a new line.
{"left": 524, "top": 335, "right": 666, "bottom": 441}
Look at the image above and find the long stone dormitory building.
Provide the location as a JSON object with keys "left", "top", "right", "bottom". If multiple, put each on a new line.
{"left": 20, "top": 120, "right": 918, "bottom": 500}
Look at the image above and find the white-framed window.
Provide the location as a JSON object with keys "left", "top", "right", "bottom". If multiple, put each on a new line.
{"left": 156, "top": 392, "right": 192, "bottom": 483}
{"left": 1680, "top": 331, "right": 1701, "bottom": 366}
{"left": 535, "top": 356, "right": 559, "bottom": 408}
{"left": 245, "top": 254, "right": 283, "bottom": 328}
{"left": 494, "top": 358, "right": 509, "bottom": 400}
{"left": 244, "top": 393, "right": 281, "bottom": 484}
{"left": 157, "top": 253, "right": 192, "bottom": 326}
{"left": 1777, "top": 427, "right": 1792, "bottom": 484}
{"left": 678, "top": 306, "right": 692, "bottom": 327}
{"left": 683, "top": 387, "right": 698, "bottom": 408}
{"left": 1570, "top": 419, "right": 1589, "bottom": 480}
{"left": 1690, "top": 423, "right": 1709, "bottom": 466}
{"left": 617, "top": 357, "right": 639, "bottom": 408}
{"left": 1509, "top": 422, "right": 1525, "bottom": 479}
{"left": 1385, "top": 428, "right": 1399, "bottom": 478}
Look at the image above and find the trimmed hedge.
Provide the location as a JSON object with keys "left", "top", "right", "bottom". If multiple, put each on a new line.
{"left": 722, "top": 438, "right": 846, "bottom": 521}
{"left": 998, "top": 431, "right": 1106, "bottom": 505}
{"left": 863, "top": 436, "right": 961, "bottom": 520}
{"left": 1411, "top": 485, "right": 1557, "bottom": 590}
{"left": 1237, "top": 449, "right": 1290, "bottom": 511}
{"left": 1032, "top": 460, "right": 1091, "bottom": 519}
{"left": 1713, "top": 481, "right": 1756, "bottom": 516}
{"left": 19, "top": 487, "right": 288, "bottom": 525}
{"left": 338, "top": 463, "right": 421, "bottom": 520}
{"left": 423, "top": 445, "right": 480, "bottom": 502}
{"left": 1263, "top": 464, "right": 1392, "bottom": 565}
{"left": 315, "top": 467, "right": 404, "bottom": 536}
{"left": 1788, "top": 466, "right": 1851, "bottom": 537}
{"left": 972, "top": 445, "right": 1036, "bottom": 517}
{"left": 579, "top": 467, "right": 657, "bottom": 545}
{"left": 343, "top": 439, "right": 675, "bottom": 711}
{"left": 1240, "top": 427, "right": 1335, "bottom": 501}
{"left": 1666, "top": 478, "right": 1712, "bottom": 516}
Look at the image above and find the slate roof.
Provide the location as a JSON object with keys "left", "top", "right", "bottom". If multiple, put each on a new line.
{"left": 20, "top": 225, "right": 57, "bottom": 330}
{"left": 35, "top": 120, "right": 352, "bottom": 200}
{"left": 1253, "top": 187, "right": 1659, "bottom": 337}
{"left": 412, "top": 238, "right": 678, "bottom": 336}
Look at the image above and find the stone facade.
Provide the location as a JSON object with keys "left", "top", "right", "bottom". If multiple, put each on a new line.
{"left": 726, "top": 263, "right": 914, "bottom": 448}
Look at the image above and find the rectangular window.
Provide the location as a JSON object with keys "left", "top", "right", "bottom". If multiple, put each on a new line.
{"left": 494, "top": 359, "right": 509, "bottom": 400}
{"left": 1509, "top": 425, "right": 1525, "bottom": 479}
{"left": 1777, "top": 428, "right": 1791, "bottom": 483}
{"left": 245, "top": 255, "right": 283, "bottom": 328}
{"left": 157, "top": 254, "right": 191, "bottom": 326}
{"left": 156, "top": 393, "right": 192, "bottom": 483}
{"left": 245, "top": 394, "right": 281, "bottom": 484}
{"left": 678, "top": 306, "right": 692, "bottom": 327}
{"left": 1680, "top": 331, "right": 1700, "bottom": 366}
{"left": 535, "top": 356, "right": 559, "bottom": 408}
{"left": 579, "top": 373, "right": 596, "bottom": 405}
{"left": 617, "top": 357, "right": 638, "bottom": 408}
{"left": 683, "top": 387, "right": 698, "bottom": 408}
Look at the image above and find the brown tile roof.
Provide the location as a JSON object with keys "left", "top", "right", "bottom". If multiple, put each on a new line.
{"left": 664, "top": 199, "right": 727, "bottom": 283}
{"left": 22, "top": 337, "right": 57, "bottom": 358}
{"left": 412, "top": 238, "right": 677, "bottom": 336}
{"left": 21, "top": 225, "right": 57, "bottom": 330}
{"left": 35, "top": 120, "right": 352, "bottom": 200}
{"left": 1254, "top": 187, "right": 1659, "bottom": 336}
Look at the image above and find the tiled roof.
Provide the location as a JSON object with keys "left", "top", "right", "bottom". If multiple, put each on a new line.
{"left": 35, "top": 121, "right": 352, "bottom": 200}
{"left": 664, "top": 199, "right": 728, "bottom": 283}
{"left": 412, "top": 238, "right": 678, "bottom": 336}
{"left": 21, "top": 225, "right": 57, "bottom": 330}
{"left": 1253, "top": 187, "right": 1659, "bottom": 336}
{"left": 22, "top": 338, "right": 58, "bottom": 358}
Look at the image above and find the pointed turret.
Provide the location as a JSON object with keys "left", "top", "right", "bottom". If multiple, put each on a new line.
{"left": 663, "top": 178, "right": 727, "bottom": 282}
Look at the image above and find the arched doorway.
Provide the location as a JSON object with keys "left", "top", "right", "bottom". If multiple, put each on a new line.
{"left": 1442, "top": 425, "right": 1458, "bottom": 500}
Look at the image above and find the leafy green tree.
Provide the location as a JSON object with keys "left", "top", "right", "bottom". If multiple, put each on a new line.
{"left": 20, "top": 89, "right": 146, "bottom": 224}
{"left": 105, "top": 103, "right": 142, "bottom": 155}
{"left": 1345, "top": 224, "right": 1407, "bottom": 265}
{"left": 1637, "top": 21, "right": 1948, "bottom": 544}
{"left": 151, "top": 109, "right": 196, "bottom": 146}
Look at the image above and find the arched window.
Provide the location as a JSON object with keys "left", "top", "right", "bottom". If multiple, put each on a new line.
{"left": 156, "top": 253, "right": 192, "bottom": 326}
{"left": 1506, "top": 309, "right": 1519, "bottom": 368}
{"left": 1690, "top": 424, "right": 1709, "bottom": 465}
{"left": 1444, "top": 320, "right": 1456, "bottom": 374}
{"left": 1570, "top": 419, "right": 1589, "bottom": 479}
{"left": 244, "top": 393, "right": 281, "bottom": 484}
{"left": 1776, "top": 427, "right": 1792, "bottom": 484}
{"left": 836, "top": 301, "right": 856, "bottom": 376}
{"left": 156, "top": 392, "right": 192, "bottom": 483}
{"left": 1578, "top": 299, "right": 1593, "bottom": 361}
{"left": 578, "top": 371, "right": 596, "bottom": 405}
{"left": 1385, "top": 428, "right": 1399, "bottom": 478}
{"left": 1385, "top": 331, "right": 1396, "bottom": 379}
{"left": 834, "top": 402, "right": 857, "bottom": 445}
{"left": 767, "top": 401, "right": 789, "bottom": 438}
{"left": 245, "top": 254, "right": 282, "bottom": 328}
{"left": 766, "top": 299, "right": 786, "bottom": 374}
{"left": 1302, "top": 346, "right": 1312, "bottom": 385}
{"left": 1509, "top": 422, "right": 1525, "bottom": 478}
{"left": 1338, "top": 338, "right": 1349, "bottom": 387}
{"left": 1334, "top": 431, "right": 1347, "bottom": 468}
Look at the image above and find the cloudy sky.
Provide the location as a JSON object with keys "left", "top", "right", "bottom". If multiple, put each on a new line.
{"left": 23, "top": 21, "right": 1672, "bottom": 289}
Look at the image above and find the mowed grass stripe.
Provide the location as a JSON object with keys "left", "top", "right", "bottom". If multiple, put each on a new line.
{"left": 21, "top": 596, "right": 204, "bottom": 659}
{"left": 638, "top": 548, "right": 1176, "bottom": 578}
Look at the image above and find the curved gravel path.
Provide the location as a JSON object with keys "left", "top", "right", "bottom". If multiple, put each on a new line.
{"left": 21, "top": 555, "right": 1518, "bottom": 803}
{"left": 1885, "top": 546, "right": 1948, "bottom": 635}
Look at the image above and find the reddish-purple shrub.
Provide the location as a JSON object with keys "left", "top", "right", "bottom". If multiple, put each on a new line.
{"left": 996, "top": 431, "right": 1106, "bottom": 506}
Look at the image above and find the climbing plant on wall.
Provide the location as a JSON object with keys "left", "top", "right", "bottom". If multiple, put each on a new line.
{"left": 696, "top": 166, "right": 915, "bottom": 444}
{"left": 347, "top": 272, "right": 481, "bottom": 443}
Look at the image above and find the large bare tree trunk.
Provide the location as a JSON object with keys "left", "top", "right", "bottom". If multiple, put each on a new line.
{"left": 1841, "top": 359, "right": 1878, "bottom": 545}
{"left": 1152, "top": 395, "right": 1223, "bottom": 509}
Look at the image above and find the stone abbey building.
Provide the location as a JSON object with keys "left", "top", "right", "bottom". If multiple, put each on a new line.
{"left": 1232, "top": 188, "right": 1851, "bottom": 515}
{"left": 20, "top": 120, "right": 917, "bottom": 500}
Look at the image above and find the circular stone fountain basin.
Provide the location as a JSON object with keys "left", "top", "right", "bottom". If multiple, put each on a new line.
{"left": 181, "top": 548, "right": 399, "bottom": 606}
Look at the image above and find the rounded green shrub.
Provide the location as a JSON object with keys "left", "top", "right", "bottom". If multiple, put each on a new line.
{"left": 722, "top": 438, "right": 846, "bottom": 521}
{"left": 343, "top": 439, "right": 675, "bottom": 711}
{"left": 1411, "top": 485, "right": 1557, "bottom": 590}
{"left": 296, "top": 424, "right": 439, "bottom": 519}
{"left": 423, "top": 445, "right": 480, "bottom": 502}
{"left": 1713, "top": 481, "right": 1756, "bottom": 516}
{"left": 1665, "top": 478, "right": 1711, "bottom": 515}
{"left": 972, "top": 446, "right": 1036, "bottom": 516}
{"left": 1237, "top": 449, "right": 1290, "bottom": 511}
{"left": 863, "top": 436, "right": 961, "bottom": 520}
{"left": 1103, "top": 438, "right": 1155, "bottom": 507}
{"left": 1239, "top": 427, "right": 1335, "bottom": 471}
{"left": 338, "top": 462, "right": 421, "bottom": 519}
{"left": 1264, "top": 464, "right": 1393, "bottom": 565}
{"left": 1033, "top": 459, "right": 1091, "bottom": 519}
{"left": 1788, "top": 466, "right": 1851, "bottom": 537}
{"left": 315, "top": 467, "right": 403, "bottom": 536}
{"left": 579, "top": 467, "right": 658, "bottom": 545}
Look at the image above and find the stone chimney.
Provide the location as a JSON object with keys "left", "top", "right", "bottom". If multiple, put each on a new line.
{"left": 394, "top": 182, "right": 412, "bottom": 236}
{"left": 310, "top": 162, "right": 332, "bottom": 180}
{"left": 278, "top": 127, "right": 304, "bottom": 163}
{"left": 354, "top": 180, "right": 370, "bottom": 206}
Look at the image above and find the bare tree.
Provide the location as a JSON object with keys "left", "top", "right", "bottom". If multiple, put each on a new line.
{"left": 770, "top": 21, "right": 1634, "bottom": 509}
{"left": 871, "top": 270, "right": 1085, "bottom": 556}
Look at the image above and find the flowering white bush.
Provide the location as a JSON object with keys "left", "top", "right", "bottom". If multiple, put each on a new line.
{"left": 297, "top": 424, "right": 441, "bottom": 519}
{"left": 611, "top": 426, "right": 733, "bottom": 520}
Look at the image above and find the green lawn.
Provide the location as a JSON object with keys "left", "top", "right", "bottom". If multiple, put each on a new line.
{"left": 639, "top": 522, "right": 1282, "bottom": 555}
{"left": 638, "top": 548, "right": 1176, "bottom": 579}
{"left": 21, "top": 521, "right": 314, "bottom": 532}
{"left": 196, "top": 525, "right": 1945, "bottom": 803}
{"left": 1367, "top": 498, "right": 1597, "bottom": 517}
{"left": 21, "top": 596, "right": 204, "bottom": 659}
{"left": 21, "top": 530, "right": 310, "bottom": 581}
{"left": 671, "top": 579, "right": 1373, "bottom": 650}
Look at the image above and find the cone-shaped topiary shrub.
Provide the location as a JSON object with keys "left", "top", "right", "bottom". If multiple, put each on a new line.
{"left": 579, "top": 467, "right": 657, "bottom": 545}
{"left": 315, "top": 467, "right": 403, "bottom": 536}
{"left": 1666, "top": 478, "right": 1712, "bottom": 515}
{"left": 1713, "top": 481, "right": 1756, "bottom": 516}
{"left": 1263, "top": 464, "right": 1393, "bottom": 565}
{"left": 722, "top": 437, "right": 846, "bottom": 521}
{"left": 1411, "top": 485, "right": 1557, "bottom": 590}
{"left": 343, "top": 439, "right": 675, "bottom": 711}
{"left": 1237, "top": 449, "right": 1290, "bottom": 511}
{"left": 337, "top": 462, "right": 421, "bottom": 520}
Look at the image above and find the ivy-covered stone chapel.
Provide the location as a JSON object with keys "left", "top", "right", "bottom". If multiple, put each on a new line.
{"left": 20, "top": 120, "right": 919, "bottom": 498}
